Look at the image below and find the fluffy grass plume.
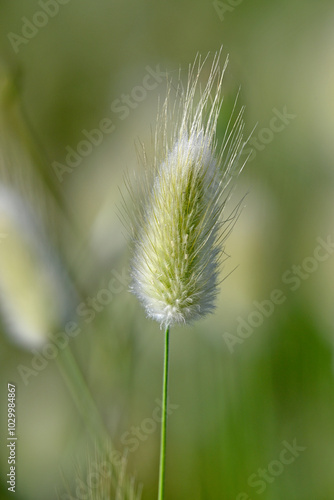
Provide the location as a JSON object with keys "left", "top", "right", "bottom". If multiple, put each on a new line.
{"left": 127, "top": 48, "right": 247, "bottom": 328}
{"left": 60, "top": 446, "right": 142, "bottom": 500}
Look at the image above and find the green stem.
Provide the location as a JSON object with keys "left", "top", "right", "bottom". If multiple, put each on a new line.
{"left": 158, "top": 326, "right": 170, "bottom": 500}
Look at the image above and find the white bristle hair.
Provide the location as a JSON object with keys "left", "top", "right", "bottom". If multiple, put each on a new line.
{"left": 126, "top": 48, "right": 248, "bottom": 329}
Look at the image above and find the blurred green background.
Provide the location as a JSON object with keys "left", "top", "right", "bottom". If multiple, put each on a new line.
{"left": 1, "top": 0, "right": 334, "bottom": 499}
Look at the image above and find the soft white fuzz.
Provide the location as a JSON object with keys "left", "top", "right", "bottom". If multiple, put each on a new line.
{"left": 127, "top": 49, "right": 247, "bottom": 328}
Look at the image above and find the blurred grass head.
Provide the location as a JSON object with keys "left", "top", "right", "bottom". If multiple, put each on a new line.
{"left": 0, "top": 184, "right": 73, "bottom": 347}
{"left": 60, "top": 445, "right": 142, "bottom": 500}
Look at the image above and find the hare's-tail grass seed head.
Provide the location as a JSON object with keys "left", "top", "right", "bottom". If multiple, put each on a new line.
{"left": 127, "top": 49, "right": 248, "bottom": 329}
{"left": 59, "top": 445, "right": 142, "bottom": 500}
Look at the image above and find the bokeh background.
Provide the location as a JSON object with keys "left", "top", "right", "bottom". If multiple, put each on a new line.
{"left": 1, "top": 0, "right": 334, "bottom": 499}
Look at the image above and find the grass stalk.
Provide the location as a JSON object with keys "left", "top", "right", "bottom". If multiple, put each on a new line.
{"left": 158, "top": 325, "right": 170, "bottom": 500}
